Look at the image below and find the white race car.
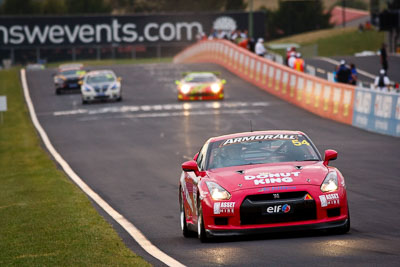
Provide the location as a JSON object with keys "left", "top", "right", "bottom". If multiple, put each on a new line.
{"left": 80, "top": 70, "right": 122, "bottom": 104}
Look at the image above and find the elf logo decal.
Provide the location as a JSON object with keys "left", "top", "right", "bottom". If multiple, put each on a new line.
{"left": 245, "top": 172, "right": 299, "bottom": 185}
{"left": 265, "top": 204, "right": 291, "bottom": 214}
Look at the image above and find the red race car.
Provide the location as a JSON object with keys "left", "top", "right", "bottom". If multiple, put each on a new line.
{"left": 175, "top": 72, "right": 225, "bottom": 101}
{"left": 179, "top": 130, "right": 350, "bottom": 242}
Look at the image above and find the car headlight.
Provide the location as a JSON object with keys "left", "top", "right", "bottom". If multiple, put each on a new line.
{"left": 321, "top": 171, "right": 338, "bottom": 192}
{"left": 205, "top": 181, "right": 231, "bottom": 200}
{"left": 211, "top": 83, "right": 221, "bottom": 93}
{"left": 110, "top": 83, "right": 119, "bottom": 90}
{"left": 83, "top": 85, "right": 92, "bottom": 92}
{"left": 180, "top": 84, "right": 191, "bottom": 94}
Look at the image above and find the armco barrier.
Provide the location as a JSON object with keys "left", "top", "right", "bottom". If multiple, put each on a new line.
{"left": 174, "top": 40, "right": 400, "bottom": 137}
{"left": 174, "top": 40, "right": 355, "bottom": 125}
{"left": 353, "top": 88, "right": 400, "bottom": 137}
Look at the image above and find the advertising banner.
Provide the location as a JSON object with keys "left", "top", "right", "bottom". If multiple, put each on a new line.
{"left": 0, "top": 12, "right": 264, "bottom": 47}
{"left": 353, "top": 88, "right": 400, "bottom": 137}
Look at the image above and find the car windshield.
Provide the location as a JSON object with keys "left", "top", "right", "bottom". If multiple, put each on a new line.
{"left": 206, "top": 134, "right": 320, "bottom": 170}
{"left": 87, "top": 73, "right": 115, "bottom": 84}
{"left": 184, "top": 73, "right": 218, "bottom": 83}
{"left": 60, "top": 70, "right": 79, "bottom": 76}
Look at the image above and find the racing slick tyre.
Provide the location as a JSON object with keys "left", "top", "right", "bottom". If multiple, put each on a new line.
{"left": 180, "top": 191, "right": 191, "bottom": 238}
{"left": 82, "top": 99, "right": 88, "bottom": 105}
{"left": 55, "top": 88, "right": 61, "bottom": 95}
{"left": 330, "top": 210, "right": 350, "bottom": 234}
{"left": 197, "top": 203, "right": 209, "bottom": 243}
{"left": 117, "top": 96, "right": 122, "bottom": 102}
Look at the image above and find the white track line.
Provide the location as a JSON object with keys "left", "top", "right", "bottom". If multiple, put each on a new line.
{"left": 317, "top": 57, "right": 376, "bottom": 79}
{"left": 21, "top": 69, "right": 185, "bottom": 267}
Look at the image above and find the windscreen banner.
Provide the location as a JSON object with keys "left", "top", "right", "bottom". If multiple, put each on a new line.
{"left": 0, "top": 12, "right": 264, "bottom": 47}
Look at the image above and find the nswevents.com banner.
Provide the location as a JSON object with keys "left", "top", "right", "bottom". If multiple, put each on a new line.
{"left": 0, "top": 12, "right": 264, "bottom": 47}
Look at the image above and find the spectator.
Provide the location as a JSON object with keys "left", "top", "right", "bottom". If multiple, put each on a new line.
{"left": 230, "top": 30, "right": 239, "bottom": 43}
{"left": 293, "top": 53, "right": 305, "bottom": 72}
{"left": 286, "top": 46, "right": 296, "bottom": 66}
{"left": 335, "top": 60, "right": 351, "bottom": 84}
{"left": 349, "top": 63, "right": 358, "bottom": 85}
{"left": 333, "top": 66, "right": 338, "bottom": 82}
{"left": 238, "top": 37, "right": 249, "bottom": 50}
{"left": 255, "top": 38, "right": 267, "bottom": 57}
{"left": 380, "top": 43, "right": 388, "bottom": 73}
{"left": 288, "top": 52, "right": 296, "bottom": 68}
{"left": 374, "top": 69, "right": 391, "bottom": 92}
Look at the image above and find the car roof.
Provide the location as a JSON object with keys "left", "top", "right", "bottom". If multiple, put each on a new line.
{"left": 209, "top": 130, "right": 305, "bottom": 142}
{"left": 86, "top": 70, "right": 115, "bottom": 76}
{"left": 59, "top": 63, "right": 83, "bottom": 69}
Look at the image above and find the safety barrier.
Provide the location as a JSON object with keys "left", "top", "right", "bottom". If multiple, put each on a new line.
{"left": 173, "top": 40, "right": 400, "bottom": 137}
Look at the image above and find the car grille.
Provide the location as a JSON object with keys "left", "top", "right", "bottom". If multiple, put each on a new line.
{"left": 94, "top": 85, "right": 108, "bottom": 93}
{"left": 189, "top": 92, "right": 217, "bottom": 97}
{"left": 240, "top": 191, "right": 316, "bottom": 225}
{"left": 66, "top": 78, "right": 79, "bottom": 83}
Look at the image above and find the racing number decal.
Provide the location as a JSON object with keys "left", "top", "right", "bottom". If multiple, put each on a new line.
{"left": 292, "top": 140, "right": 310, "bottom": 146}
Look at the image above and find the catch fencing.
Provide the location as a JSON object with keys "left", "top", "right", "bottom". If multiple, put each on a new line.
{"left": 174, "top": 39, "right": 400, "bottom": 137}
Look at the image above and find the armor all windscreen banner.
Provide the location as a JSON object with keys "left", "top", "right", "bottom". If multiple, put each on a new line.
{"left": 0, "top": 12, "right": 265, "bottom": 47}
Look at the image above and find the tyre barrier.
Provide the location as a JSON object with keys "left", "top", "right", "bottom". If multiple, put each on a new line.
{"left": 174, "top": 40, "right": 400, "bottom": 137}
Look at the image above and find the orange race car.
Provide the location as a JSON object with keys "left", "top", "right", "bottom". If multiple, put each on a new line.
{"left": 175, "top": 72, "right": 226, "bottom": 101}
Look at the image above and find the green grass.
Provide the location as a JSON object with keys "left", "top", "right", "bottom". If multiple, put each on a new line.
{"left": 0, "top": 68, "right": 150, "bottom": 266}
{"left": 46, "top": 57, "right": 172, "bottom": 68}
{"left": 267, "top": 27, "right": 384, "bottom": 58}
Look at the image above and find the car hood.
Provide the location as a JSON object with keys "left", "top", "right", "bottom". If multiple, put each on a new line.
{"left": 206, "top": 162, "right": 329, "bottom": 192}
{"left": 86, "top": 82, "right": 113, "bottom": 88}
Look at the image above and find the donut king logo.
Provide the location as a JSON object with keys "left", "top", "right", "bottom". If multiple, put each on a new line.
{"left": 265, "top": 204, "right": 291, "bottom": 214}
{"left": 244, "top": 172, "right": 300, "bottom": 185}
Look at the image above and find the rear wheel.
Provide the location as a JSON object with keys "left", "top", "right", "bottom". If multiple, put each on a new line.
{"left": 55, "top": 88, "right": 61, "bottom": 95}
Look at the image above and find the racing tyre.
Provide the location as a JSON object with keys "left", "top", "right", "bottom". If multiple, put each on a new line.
{"left": 330, "top": 211, "right": 350, "bottom": 234}
{"left": 82, "top": 99, "right": 88, "bottom": 105}
{"left": 56, "top": 88, "right": 61, "bottom": 95}
{"left": 117, "top": 96, "right": 122, "bottom": 102}
{"left": 197, "top": 203, "right": 209, "bottom": 243}
{"left": 180, "top": 191, "right": 191, "bottom": 238}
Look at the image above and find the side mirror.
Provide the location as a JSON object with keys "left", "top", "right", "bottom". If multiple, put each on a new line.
{"left": 78, "top": 80, "right": 83, "bottom": 85}
{"left": 323, "top": 149, "right": 337, "bottom": 166}
{"left": 182, "top": 160, "right": 199, "bottom": 172}
{"left": 117, "top": 77, "right": 122, "bottom": 82}
{"left": 193, "top": 152, "right": 199, "bottom": 161}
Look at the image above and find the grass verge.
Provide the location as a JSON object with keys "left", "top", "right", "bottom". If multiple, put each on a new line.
{"left": 268, "top": 27, "right": 384, "bottom": 58}
{"left": 0, "top": 68, "right": 150, "bottom": 266}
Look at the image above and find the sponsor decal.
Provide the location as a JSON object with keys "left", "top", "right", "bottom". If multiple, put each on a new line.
{"left": 265, "top": 204, "right": 291, "bottom": 214}
{"left": 213, "top": 202, "right": 235, "bottom": 214}
{"left": 258, "top": 186, "right": 297, "bottom": 192}
{"left": 221, "top": 134, "right": 296, "bottom": 146}
{"left": 319, "top": 193, "right": 339, "bottom": 207}
{"left": 319, "top": 195, "right": 327, "bottom": 207}
{"left": 245, "top": 172, "right": 299, "bottom": 185}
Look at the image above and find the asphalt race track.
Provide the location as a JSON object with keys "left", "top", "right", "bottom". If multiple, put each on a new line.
{"left": 26, "top": 63, "right": 400, "bottom": 266}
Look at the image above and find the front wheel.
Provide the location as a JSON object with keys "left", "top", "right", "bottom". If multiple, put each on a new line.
{"left": 180, "top": 191, "right": 191, "bottom": 238}
{"left": 197, "top": 204, "right": 209, "bottom": 242}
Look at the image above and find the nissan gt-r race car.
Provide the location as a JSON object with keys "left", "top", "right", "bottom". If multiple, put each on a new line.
{"left": 179, "top": 131, "right": 350, "bottom": 242}
{"left": 175, "top": 72, "right": 226, "bottom": 101}
{"left": 80, "top": 70, "right": 122, "bottom": 104}
{"left": 53, "top": 63, "right": 86, "bottom": 94}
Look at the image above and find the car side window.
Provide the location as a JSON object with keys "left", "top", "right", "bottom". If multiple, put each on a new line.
{"left": 196, "top": 142, "right": 209, "bottom": 171}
